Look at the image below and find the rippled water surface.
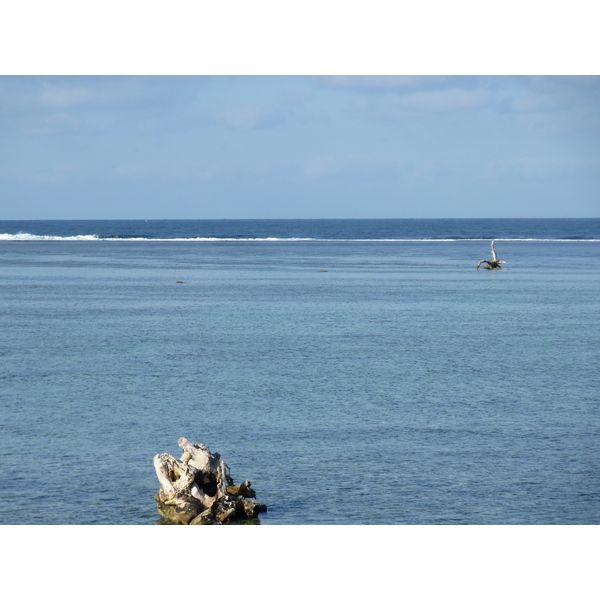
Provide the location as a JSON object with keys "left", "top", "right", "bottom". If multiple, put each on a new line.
{"left": 1, "top": 220, "right": 599, "bottom": 524}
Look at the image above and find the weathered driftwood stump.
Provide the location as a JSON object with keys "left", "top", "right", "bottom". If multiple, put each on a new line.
{"left": 476, "top": 240, "right": 506, "bottom": 270}
{"left": 153, "top": 437, "right": 267, "bottom": 525}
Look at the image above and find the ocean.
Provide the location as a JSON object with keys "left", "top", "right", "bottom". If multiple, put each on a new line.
{"left": 1, "top": 219, "right": 599, "bottom": 525}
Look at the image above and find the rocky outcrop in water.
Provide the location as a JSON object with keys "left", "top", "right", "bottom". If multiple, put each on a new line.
{"left": 153, "top": 437, "right": 267, "bottom": 524}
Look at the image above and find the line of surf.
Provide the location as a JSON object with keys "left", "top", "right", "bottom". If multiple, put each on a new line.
{"left": 1, "top": 233, "right": 599, "bottom": 242}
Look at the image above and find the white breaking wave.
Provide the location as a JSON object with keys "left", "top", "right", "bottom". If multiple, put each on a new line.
{"left": 0, "top": 232, "right": 321, "bottom": 242}
{"left": 0, "top": 232, "right": 101, "bottom": 241}
{"left": 1, "top": 232, "right": 599, "bottom": 242}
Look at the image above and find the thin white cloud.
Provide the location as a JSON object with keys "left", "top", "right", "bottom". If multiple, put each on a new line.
{"left": 383, "top": 88, "right": 490, "bottom": 112}
{"left": 217, "top": 103, "right": 284, "bottom": 130}
{"left": 528, "top": 75, "right": 600, "bottom": 92}
{"left": 38, "top": 83, "right": 96, "bottom": 109}
{"left": 3, "top": 76, "right": 209, "bottom": 118}
{"left": 36, "top": 78, "right": 143, "bottom": 109}
{"left": 509, "top": 76, "right": 600, "bottom": 113}
{"left": 510, "top": 91, "right": 568, "bottom": 113}
{"left": 311, "top": 75, "right": 446, "bottom": 90}
{"left": 0, "top": 76, "right": 215, "bottom": 136}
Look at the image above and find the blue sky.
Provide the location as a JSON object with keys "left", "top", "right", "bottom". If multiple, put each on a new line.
{"left": 1, "top": 75, "right": 599, "bottom": 219}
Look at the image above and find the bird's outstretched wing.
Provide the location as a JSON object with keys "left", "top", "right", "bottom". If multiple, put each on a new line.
{"left": 476, "top": 260, "right": 491, "bottom": 270}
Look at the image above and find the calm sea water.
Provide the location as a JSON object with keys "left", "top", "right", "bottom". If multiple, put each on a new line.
{"left": 1, "top": 219, "right": 599, "bottom": 524}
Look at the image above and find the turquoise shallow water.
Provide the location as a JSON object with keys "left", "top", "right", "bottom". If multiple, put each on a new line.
{"left": 1, "top": 220, "right": 599, "bottom": 524}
